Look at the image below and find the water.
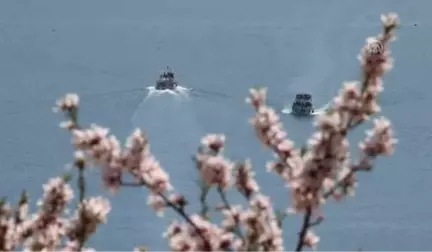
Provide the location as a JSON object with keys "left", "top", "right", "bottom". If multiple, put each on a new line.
{"left": 0, "top": 0, "right": 430, "bottom": 250}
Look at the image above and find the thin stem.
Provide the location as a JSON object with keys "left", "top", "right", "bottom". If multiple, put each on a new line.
{"left": 78, "top": 166, "right": 85, "bottom": 202}
{"left": 159, "top": 193, "right": 212, "bottom": 250}
{"left": 295, "top": 206, "right": 312, "bottom": 252}
{"left": 65, "top": 109, "right": 88, "bottom": 251}
{"left": 323, "top": 169, "right": 355, "bottom": 199}
{"left": 322, "top": 164, "right": 371, "bottom": 199}
{"left": 77, "top": 166, "right": 87, "bottom": 251}
{"left": 217, "top": 186, "right": 245, "bottom": 241}
{"left": 121, "top": 182, "right": 212, "bottom": 251}
{"left": 308, "top": 216, "right": 323, "bottom": 228}
{"left": 199, "top": 185, "right": 210, "bottom": 219}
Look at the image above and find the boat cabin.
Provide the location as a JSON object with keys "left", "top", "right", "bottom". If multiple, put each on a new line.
{"left": 295, "top": 93, "right": 312, "bottom": 101}
{"left": 293, "top": 100, "right": 312, "bottom": 107}
{"left": 160, "top": 71, "right": 175, "bottom": 79}
{"left": 155, "top": 68, "right": 178, "bottom": 90}
{"left": 291, "top": 93, "right": 314, "bottom": 116}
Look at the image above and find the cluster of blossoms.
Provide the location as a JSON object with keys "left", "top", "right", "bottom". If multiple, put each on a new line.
{"left": 0, "top": 177, "right": 109, "bottom": 251}
{"left": 55, "top": 94, "right": 175, "bottom": 216}
{"left": 246, "top": 12, "right": 399, "bottom": 249}
{"left": 0, "top": 12, "right": 399, "bottom": 251}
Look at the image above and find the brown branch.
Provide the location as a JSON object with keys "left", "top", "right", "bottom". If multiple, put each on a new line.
{"left": 308, "top": 216, "right": 323, "bottom": 228}
{"left": 120, "top": 182, "right": 212, "bottom": 251}
{"left": 295, "top": 206, "right": 312, "bottom": 252}
{"left": 77, "top": 166, "right": 85, "bottom": 203}
{"left": 323, "top": 169, "right": 355, "bottom": 199}
{"left": 198, "top": 181, "right": 211, "bottom": 219}
{"left": 322, "top": 163, "right": 373, "bottom": 199}
{"left": 77, "top": 166, "right": 87, "bottom": 251}
{"left": 217, "top": 186, "right": 245, "bottom": 241}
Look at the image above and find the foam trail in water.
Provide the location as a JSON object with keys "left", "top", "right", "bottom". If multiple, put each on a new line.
{"left": 131, "top": 89, "right": 204, "bottom": 203}
{"left": 143, "top": 85, "right": 192, "bottom": 102}
{"left": 311, "top": 102, "right": 331, "bottom": 115}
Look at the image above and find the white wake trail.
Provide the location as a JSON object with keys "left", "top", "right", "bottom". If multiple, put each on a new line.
{"left": 131, "top": 86, "right": 204, "bottom": 199}
{"left": 144, "top": 85, "right": 192, "bottom": 102}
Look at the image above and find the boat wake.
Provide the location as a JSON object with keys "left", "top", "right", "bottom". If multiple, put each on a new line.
{"left": 281, "top": 102, "right": 331, "bottom": 116}
{"left": 144, "top": 85, "right": 192, "bottom": 101}
{"left": 131, "top": 87, "right": 204, "bottom": 183}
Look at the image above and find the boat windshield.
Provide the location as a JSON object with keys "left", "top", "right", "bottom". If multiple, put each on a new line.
{"left": 166, "top": 72, "right": 174, "bottom": 78}
{"left": 296, "top": 94, "right": 312, "bottom": 100}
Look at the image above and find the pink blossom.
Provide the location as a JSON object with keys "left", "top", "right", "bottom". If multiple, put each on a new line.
{"left": 201, "top": 134, "right": 226, "bottom": 153}
{"left": 54, "top": 93, "right": 79, "bottom": 113}
{"left": 303, "top": 230, "right": 320, "bottom": 250}
{"left": 246, "top": 87, "right": 267, "bottom": 109}
{"left": 147, "top": 193, "right": 166, "bottom": 217}
{"left": 234, "top": 160, "right": 259, "bottom": 198}
{"left": 60, "top": 240, "right": 95, "bottom": 252}
{"left": 221, "top": 205, "right": 242, "bottom": 230}
{"left": 196, "top": 154, "right": 234, "bottom": 189}
{"left": 359, "top": 117, "right": 397, "bottom": 157}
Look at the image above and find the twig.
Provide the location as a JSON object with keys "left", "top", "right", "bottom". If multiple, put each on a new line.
{"left": 121, "top": 181, "right": 212, "bottom": 251}
{"left": 295, "top": 206, "right": 312, "bottom": 252}
{"left": 65, "top": 109, "right": 88, "bottom": 251}
{"left": 77, "top": 165, "right": 87, "bottom": 251}
{"left": 322, "top": 164, "right": 371, "bottom": 199}
{"left": 323, "top": 169, "right": 355, "bottom": 199}
{"left": 78, "top": 166, "right": 85, "bottom": 203}
{"left": 216, "top": 186, "right": 245, "bottom": 240}
{"left": 308, "top": 216, "right": 323, "bottom": 228}
{"left": 198, "top": 180, "right": 211, "bottom": 219}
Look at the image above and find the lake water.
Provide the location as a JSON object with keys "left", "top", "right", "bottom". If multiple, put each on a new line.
{"left": 0, "top": 1, "right": 430, "bottom": 250}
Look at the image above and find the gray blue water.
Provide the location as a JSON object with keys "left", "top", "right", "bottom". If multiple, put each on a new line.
{"left": 0, "top": 1, "right": 430, "bottom": 250}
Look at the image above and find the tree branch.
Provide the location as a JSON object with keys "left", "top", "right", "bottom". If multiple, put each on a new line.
{"left": 295, "top": 206, "right": 312, "bottom": 252}
{"left": 217, "top": 186, "right": 244, "bottom": 241}
{"left": 120, "top": 181, "right": 212, "bottom": 251}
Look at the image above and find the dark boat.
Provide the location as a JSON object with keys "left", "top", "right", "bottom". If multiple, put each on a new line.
{"left": 155, "top": 67, "right": 178, "bottom": 90}
{"left": 291, "top": 93, "right": 315, "bottom": 116}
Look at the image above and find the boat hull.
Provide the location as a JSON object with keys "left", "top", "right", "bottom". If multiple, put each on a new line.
{"left": 290, "top": 107, "right": 315, "bottom": 117}
{"left": 155, "top": 80, "right": 178, "bottom": 90}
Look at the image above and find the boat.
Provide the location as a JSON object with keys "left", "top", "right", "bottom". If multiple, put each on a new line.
{"left": 155, "top": 67, "right": 178, "bottom": 90}
{"left": 290, "top": 93, "right": 315, "bottom": 116}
